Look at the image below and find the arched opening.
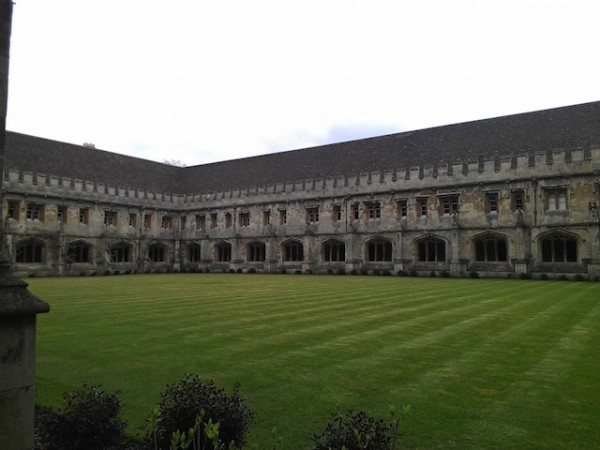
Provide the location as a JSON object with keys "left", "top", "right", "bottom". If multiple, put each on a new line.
{"left": 188, "top": 243, "right": 201, "bottom": 262}
{"left": 323, "top": 239, "right": 346, "bottom": 262}
{"left": 417, "top": 236, "right": 446, "bottom": 262}
{"left": 110, "top": 243, "right": 131, "bottom": 263}
{"left": 366, "top": 238, "right": 392, "bottom": 262}
{"left": 282, "top": 240, "right": 304, "bottom": 262}
{"left": 474, "top": 234, "right": 507, "bottom": 262}
{"left": 16, "top": 239, "right": 45, "bottom": 263}
{"left": 66, "top": 241, "right": 92, "bottom": 263}
{"left": 247, "top": 241, "right": 266, "bottom": 262}
{"left": 148, "top": 243, "right": 166, "bottom": 262}
{"left": 215, "top": 242, "right": 232, "bottom": 262}
{"left": 540, "top": 233, "right": 577, "bottom": 263}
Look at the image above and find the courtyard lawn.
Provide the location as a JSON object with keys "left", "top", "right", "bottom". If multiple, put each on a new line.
{"left": 28, "top": 274, "right": 600, "bottom": 449}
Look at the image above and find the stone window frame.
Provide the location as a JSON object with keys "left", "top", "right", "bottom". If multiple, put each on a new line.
{"left": 439, "top": 194, "right": 459, "bottom": 216}
{"left": 79, "top": 207, "right": 90, "bottom": 225}
{"left": 417, "top": 236, "right": 446, "bottom": 262}
{"left": 485, "top": 192, "right": 499, "bottom": 214}
{"left": 128, "top": 212, "right": 138, "bottom": 228}
{"left": 27, "top": 202, "right": 45, "bottom": 222}
{"left": 66, "top": 240, "right": 92, "bottom": 264}
{"left": 161, "top": 215, "right": 174, "bottom": 230}
{"left": 187, "top": 243, "right": 201, "bottom": 262}
{"left": 511, "top": 190, "right": 525, "bottom": 211}
{"left": 473, "top": 233, "right": 508, "bottom": 262}
{"left": 279, "top": 209, "right": 287, "bottom": 225}
{"left": 109, "top": 242, "right": 131, "bottom": 263}
{"left": 366, "top": 237, "right": 393, "bottom": 262}
{"left": 322, "top": 238, "right": 346, "bottom": 262}
{"left": 239, "top": 211, "right": 250, "bottom": 227}
{"left": 15, "top": 238, "right": 45, "bottom": 264}
{"left": 366, "top": 201, "right": 381, "bottom": 219}
{"left": 148, "top": 243, "right": 166, "bottom": 262}
{"left": 215, "top": 241, "right": 232, "bottom": 262}
{"left": 57, "top": 205, "right": 68, "bottom": 223}
{"left": 282, "top": 239, "right": 304, "bottom": 262}
{"left": 545, "top": 187, "right": 568, "bottom": 211}
{"left": 397, "top": 199, "right": 408, "bottom": 218}
{"left": 540, "top": 232, "right": 578, "bottom": 263}
{"left": 247, "top": 241, "right": 266, "bottom": 262}
{"left": 103, "top": 210, "right": 118, "bottom": 226}
{"left": 306, "top": 206, "right": 319, "bottom": 224}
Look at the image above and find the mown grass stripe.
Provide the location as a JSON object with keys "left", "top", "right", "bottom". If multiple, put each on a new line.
{"left": 29, "top": 274, "right": 600, "bottom": 449}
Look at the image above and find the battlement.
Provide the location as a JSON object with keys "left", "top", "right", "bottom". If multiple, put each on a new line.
{"left": 4, "top": 145, "right": 599, "bottom": 211}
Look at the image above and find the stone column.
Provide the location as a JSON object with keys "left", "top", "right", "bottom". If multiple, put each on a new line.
{"left": 0, "top": 259, "right": 50, "bottom": 449}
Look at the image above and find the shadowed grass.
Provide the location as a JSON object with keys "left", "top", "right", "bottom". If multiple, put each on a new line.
{"left": 29, "top": 274, "right": 600, "bottom": 449}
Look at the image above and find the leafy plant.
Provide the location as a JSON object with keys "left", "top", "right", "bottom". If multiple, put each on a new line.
{"left": 152, "top": 374, "right": 253, "bottom": 450}
{"left": 312, "top": 408, "right": 408, "bottom": 450}
{"left": 35, "top": 384, "right": 128, "bottom": 450}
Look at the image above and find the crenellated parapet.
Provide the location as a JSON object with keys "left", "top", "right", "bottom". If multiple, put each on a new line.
{"left": 3, "top": 145, "right": 598, "bottom": 213}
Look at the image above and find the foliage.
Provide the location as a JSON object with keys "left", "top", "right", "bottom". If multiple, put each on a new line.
{"left": 35, "top": 384, "right": 128, "bottom": 450}
{"left": 312, "top": 409, "right": 400, "bottom": 450}
{"left": 153, "top": 374, "right": 254, "bottom": 450}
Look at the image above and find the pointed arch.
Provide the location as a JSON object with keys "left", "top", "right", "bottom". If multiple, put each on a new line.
{"left": 322, "top": 238, "right": 346, "bottom": 262}
{"left": 282, "top": 239, "right": 304, "bottom": 262}
{"left": 415, "top": 234, "right": 446, "bottom": 262}
{"left": 365, "top": 236, "right": 393, "bottom": 262}
{"left": 109, "top": 241, "right": 132, "bottom": 263}
{"left": 472, "top": 232, "right": 508, "bottom": 262}
{"left": 214, "top": 241, "right": 232, "bottom": 262}
{"left": 16, "top": 238, "right": 46, "bottom": 263}
{"left": 66, "top": 240, "right": 92, "bottom": 263}
{"left": 247, "top": 240, "right": 266, "bottom": 262}
{"left": 538, "top": 230, "right": 578, "bottom": 263}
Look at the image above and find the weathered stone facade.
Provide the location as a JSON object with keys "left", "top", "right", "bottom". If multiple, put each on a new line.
{"left": 3, "top": 102, "right": 600, "bottom": 279}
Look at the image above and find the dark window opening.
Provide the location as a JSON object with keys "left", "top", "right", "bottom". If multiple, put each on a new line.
{"left": 367, "top": 239, "right": 392, "bottom": 262}
{"left": 418, "top": 238, "right": 446, "bottom": 262}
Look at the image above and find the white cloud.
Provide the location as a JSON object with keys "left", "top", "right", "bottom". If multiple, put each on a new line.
{"left": 6, "top": 0, "right": 600, "bottom": 165}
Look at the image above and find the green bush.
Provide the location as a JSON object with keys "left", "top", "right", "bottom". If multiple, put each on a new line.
{"left": 35, "top": 384, "right": 128, "bottom": 450}
{"left": 153, "top": 374, "right": 253, "bottom": 450}
{"left": 312, "top": 410, "right": 396, "bottom": 450}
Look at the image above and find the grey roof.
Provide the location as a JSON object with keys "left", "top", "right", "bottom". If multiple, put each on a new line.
{"left": 5, "top": 100, "right": 600, "bottom": 195}
{"left": 4, "top": 133, "right": 182, "bottom": 192}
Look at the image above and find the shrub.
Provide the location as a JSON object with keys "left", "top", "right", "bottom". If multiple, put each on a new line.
{"left": 440, "top": 271, "right": 450, "bottom": 278}
{"left": 360, "top": 269, "right": 369, "bottom": 276}
{"left": 312, "top": 410, "right": 396, "bottom": 450}
{"left": 409, "top": 270, "right": 418, "bottom": 277}
{"left": 381, "top": 270, "right": 392, "bottom": 276}
{"left": 35, "top": 384, "right": 128, "bottom": 450}
{"left": 540, "top": 273, "right": 549, "bottom": 280}
{"left": 247, "top": 268, "right": 257, "bottom": 274}
{"left": 559, "top": 274, "right": 569, "bottom": 281}
{"left": 327, "top": 269, "right": 334, "bottom": 275}
{"left": 153, "top": 374, "right": 253, "bottom": 450}
{"left": 336, "top": 268, "right": 346, "bottom": 275}
{"left": 519, "top": 272, "right": 530, "bottom": 279}
{"left": 575, "top": 274, "right": 585, "bottom": 281}
{"left": 397, "top": 270, "right": 407, "bottom": 277}
{"left": 469, "top": 271, "right": 479, "bottom": 278}
{"left": 236, "top": 268, "right": 243, "bottom": 273}
{"left": 228, "top": 268, "right": 236, "bottom": 274}
{"left": 430, "top": 271, "right": 437, "bottom": 277}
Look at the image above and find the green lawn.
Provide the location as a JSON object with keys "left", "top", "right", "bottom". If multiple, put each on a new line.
{"left": 28, "top": 274, "right": 600, "bottom": 449}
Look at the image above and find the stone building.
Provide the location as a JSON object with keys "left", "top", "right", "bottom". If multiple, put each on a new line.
{"left": 2, "top": 101, "right": 600, "bottom": 279}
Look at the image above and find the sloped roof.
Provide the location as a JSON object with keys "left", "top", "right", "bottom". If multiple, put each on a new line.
{"left": 179, "top": 100, "right": 600, "bottom": 192}
{"left": 4, "top": 133, "right": 182, "bottom": 192}
{"left": 5, "top": 100, "right": 600, "bottom": 195}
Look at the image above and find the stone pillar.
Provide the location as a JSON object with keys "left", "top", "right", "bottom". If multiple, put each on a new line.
{"left": 0, "top": 259, "right": 50, "bottom": 449}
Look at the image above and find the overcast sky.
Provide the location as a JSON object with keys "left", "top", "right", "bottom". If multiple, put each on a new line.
{"left": 6, "top": 0, "right": 600, "bottom": 166}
